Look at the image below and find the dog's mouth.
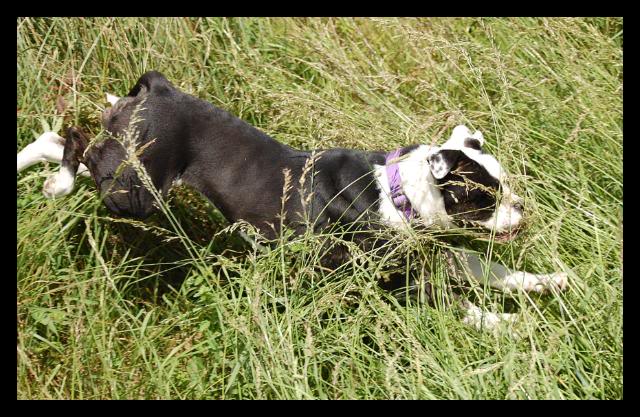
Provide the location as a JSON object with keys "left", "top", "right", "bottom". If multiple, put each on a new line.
{"left": 459, "top": 221, "right": 522, "bottom": 243}
{"left": 464, "top": 219, "right": 522, "bottom": 242}
{"left": 493, "top": 227, "right": 520, "bottom": 242}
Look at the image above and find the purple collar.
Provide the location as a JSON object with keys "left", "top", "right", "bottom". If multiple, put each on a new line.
{"left": 385, "top": 148, "right": 417, "bottom": 220}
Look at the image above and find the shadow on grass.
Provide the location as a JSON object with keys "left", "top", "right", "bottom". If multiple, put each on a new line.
{"left": 66, "top": 184, "right": 254, "bottom": 303}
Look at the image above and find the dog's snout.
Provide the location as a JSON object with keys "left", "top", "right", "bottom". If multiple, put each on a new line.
{"left": 513, "top": 201, "right": 524, "bottom": 212}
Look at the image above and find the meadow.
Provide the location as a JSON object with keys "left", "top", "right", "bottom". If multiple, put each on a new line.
{"left": 16, "top": 17, "right": 623, "bottom": 399}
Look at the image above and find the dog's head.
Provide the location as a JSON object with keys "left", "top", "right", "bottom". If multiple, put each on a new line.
{"left": 428, "top": 125, "right": 524, "bottom": 240}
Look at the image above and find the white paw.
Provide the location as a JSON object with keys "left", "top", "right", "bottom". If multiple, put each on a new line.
{"left": 462, "top": 310, "right": 514, "bottom": 330}
{"left": 504, "top": 271, "right": 568, "bottom": 293}
{"left": 78, "top": 164, "right": 91, "bottom": 177}
{"left": 461, "top": 301, "right": 520, "bottom": 337}
{"left": 548, "top": 272, "right": 569, "bottom": 291}
{"left": 42, "top": 167, "right": 75, "bottom": 199}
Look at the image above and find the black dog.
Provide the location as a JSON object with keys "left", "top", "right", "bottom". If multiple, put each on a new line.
{"left": 18, "top": 71, "right": 569, "bottom": 332}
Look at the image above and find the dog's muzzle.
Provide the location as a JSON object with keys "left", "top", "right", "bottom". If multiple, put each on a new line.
{"left": 494, "top": 227, "right": 521, "bottom": 242}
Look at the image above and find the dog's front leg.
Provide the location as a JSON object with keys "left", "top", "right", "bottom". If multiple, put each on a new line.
{"left": 450, "top": 250, "right": 568, "bottom": 294}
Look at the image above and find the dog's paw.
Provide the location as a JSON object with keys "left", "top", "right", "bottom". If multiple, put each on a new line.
{"left": 503, "top": 271, "right": 568, "bottom": 294}
{"left": 461, "top": 300, "right": 522, "bottom": 338}
{"left": 462, "top": 308, "right": 517, "bottom": 330}
{"left": 42, "top": 168, "right": 75, "bottom": 199}
{"left": 546, "top": 272, "right": 569, "bottom": 292}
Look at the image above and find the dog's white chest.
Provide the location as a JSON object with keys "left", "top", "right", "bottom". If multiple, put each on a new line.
{"left": 374, "top": 145, "right": 450, "bottom": 230}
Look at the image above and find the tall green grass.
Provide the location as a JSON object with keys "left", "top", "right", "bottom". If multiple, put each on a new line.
{"left": 17, "top": 17, "right": 622, "bottom": 399}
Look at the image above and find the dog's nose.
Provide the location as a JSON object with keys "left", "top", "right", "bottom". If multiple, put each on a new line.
{"left": 513, "top": 201, "right": 524, "bottom": 212}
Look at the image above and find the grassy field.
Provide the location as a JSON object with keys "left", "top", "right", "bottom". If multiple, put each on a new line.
{"left": 16, "top": 17, "right": 622, "bottom": 399}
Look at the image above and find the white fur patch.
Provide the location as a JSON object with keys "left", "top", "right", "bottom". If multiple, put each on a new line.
{"left": 442, "top": 125, "right": 503, "bottom": 180}
{"left": 17, "top": 131, "right": 91, "bottom": 182}
{"left": 42, "top": 165, "right": 76, "bottom": 198}
{"left": 374, "top": 145, "right": 451, "bottom": 230}
{"left": 446, "top": 125, "right": 477, "bottom": 148}
{"left": 17, "top": 132, "right": 65, "bottom": 171}
{"left": 426, "top": 150, "right": 451, "bottom": 179}
{"left": 106, "top": 93, "right": 121, "bottom": 106}
{"left": 477, "top": 198, "right": 522, "bottom": 233}
{"left": 461, "top": 300, "right": 518, "bottom": 333}
{"left": 77, "top": 164, "right": 90, "bottom": 177}
{"left": 501, "top": 271, "right": 568, "bottom": 293}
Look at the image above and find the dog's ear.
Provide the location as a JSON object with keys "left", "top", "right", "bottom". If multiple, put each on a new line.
{"left": 427, "top": 149, "right": 461, "bottom": 180}
{"left": 127, "top": 71, "right": 172, "bottom": 97}
{"left": 464, "top": 130, "right": 485, "bottom": 150}
{"left": 445, "top": 125, "right": 485, "bottom": 151}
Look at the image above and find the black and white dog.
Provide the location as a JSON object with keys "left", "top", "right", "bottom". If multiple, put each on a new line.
{"left": 17, "top": 71, "right": 568, "bottom": 332}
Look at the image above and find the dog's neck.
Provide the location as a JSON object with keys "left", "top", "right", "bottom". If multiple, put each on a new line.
{"left": 375, "top": 145, "right": 450, "bottom": 229}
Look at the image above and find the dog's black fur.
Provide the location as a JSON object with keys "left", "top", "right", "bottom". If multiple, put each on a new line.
{"left": 80, "top": 71, "right": 393, "bottom": 240}
{"left": 61, "top": 71, "right": 505, "bottom": 282}
{"left": 71, "top": 70, "right": 504, "bottom": 232}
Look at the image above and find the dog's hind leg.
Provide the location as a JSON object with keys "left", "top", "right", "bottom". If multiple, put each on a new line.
{"left": 460, "top": 299, "right": 519, "bottom": 335}
{"left": 18, "top": 131, "right": 90, "bottom": 178}
{"left": 449, "top": 250, "right": 568, "bottom": 294}
{"left": 17, "top": 131, "right": 64, "bottom": 172}
{"left": 42, "top": 127, "right": 91, "bottom": 198}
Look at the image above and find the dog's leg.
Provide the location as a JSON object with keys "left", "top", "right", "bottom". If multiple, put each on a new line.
{"left": 42, "top": 127, "right": 90, "bottom": 198}
{"left": 18, "top": 131, "right": 90, "bottom": 177}
{"left": 17, "top": 131, "right": 64, "bottom": 171}
{"left": 450, "top": 250, "right": 568, "bottom": 294}
{"left": 460, "top": 299, "right": 519, "bottom": 334}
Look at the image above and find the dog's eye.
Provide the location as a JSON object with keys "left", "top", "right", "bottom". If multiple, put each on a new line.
{"left": 464, "top": 138, "right": 482, "bottom": 150}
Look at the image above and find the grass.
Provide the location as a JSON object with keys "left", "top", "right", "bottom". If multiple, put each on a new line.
{"left": 16, "top": 17, "right": 622, "bottom": 399}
